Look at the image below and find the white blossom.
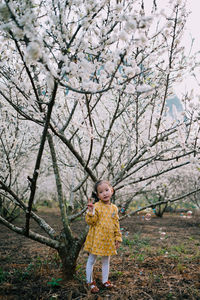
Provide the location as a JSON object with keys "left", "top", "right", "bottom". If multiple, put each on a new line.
{"left": 124, "top": 66, "right": 136, "bottom": 77}
{"left": 0, "top": 3, "right": 10, "bottom": 22}
{"left": 25, "top": 41, "right": 42, "bottom": 62}
{"left": 118, "top": 30, "right": 129, "bottom": 41}
{"left": 125, "top": 84, "right": 136, "bottom": 94}
{"left": 104, "top": 61, "right": 115, "bottom": 73}
{"left": 137, "top": 84, "right": 152, "bottom": 93}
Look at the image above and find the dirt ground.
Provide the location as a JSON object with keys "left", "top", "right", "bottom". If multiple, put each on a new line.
{"left": 0, "top": 208, "right": 200, "bottom": 300}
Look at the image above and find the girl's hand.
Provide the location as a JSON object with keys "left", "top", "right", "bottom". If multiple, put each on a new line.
{"left": 115, "top": 241, "right": 121, "bottom": 250}
{"left": 87, "top": 198, "right": 94, "bottom": 212}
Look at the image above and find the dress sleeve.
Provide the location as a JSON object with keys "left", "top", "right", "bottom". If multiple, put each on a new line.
{"left": 113, "top": 206, "right": 122, "bottom": 242}
{"left": 85, "top": 205, "right": 99, "bottom": 225}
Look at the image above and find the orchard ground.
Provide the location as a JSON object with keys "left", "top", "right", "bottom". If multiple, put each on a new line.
{"left": 0, "top": 208, "right": 200, "bottom": 300}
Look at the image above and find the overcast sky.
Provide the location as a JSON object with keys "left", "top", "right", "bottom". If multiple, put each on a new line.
{"left": 185, "top": 0, "right": 200, "bottom": 52}
{"left": 143, "top": 0, "right": 200, "bottom": 97}
{"left": 178, "top": 0, "right": 200, "bottom": 98}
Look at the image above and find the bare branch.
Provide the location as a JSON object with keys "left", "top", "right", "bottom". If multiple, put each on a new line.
{"left": 0, "top": 215, "right": 59, "bottom": 249}
{"left": 120, "top": 188, "right": 200, "bottom": 221}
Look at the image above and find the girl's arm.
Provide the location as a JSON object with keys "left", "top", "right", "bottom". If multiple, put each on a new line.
{"left": 113, "top": 206, "right": 122, "bottom": 242}
{"left": 85, "top": 200, "right": 98, "bottom": 225}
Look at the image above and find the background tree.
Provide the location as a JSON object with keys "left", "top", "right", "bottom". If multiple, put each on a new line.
{"left": 0, "top": 0, "right": 199, "bottom": 278}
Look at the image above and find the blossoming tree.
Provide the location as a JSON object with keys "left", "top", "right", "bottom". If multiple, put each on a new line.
{"left": 0, "top": 0, "right": 199, "bottom": 278}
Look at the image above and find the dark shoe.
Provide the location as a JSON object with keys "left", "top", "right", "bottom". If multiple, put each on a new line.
{"left": 87, "top": 281, "right": 99, "bottom": 294}
{"left": 103, "top": 280, "right": 114, "bottom": 289}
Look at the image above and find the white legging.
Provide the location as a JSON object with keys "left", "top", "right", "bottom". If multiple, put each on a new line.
{"left": 86, "top": 253, "right": 110, "bottom": 284}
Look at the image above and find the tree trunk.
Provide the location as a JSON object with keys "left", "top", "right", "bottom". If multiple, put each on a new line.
{"left": 57, "top": 237, "right": 84, "bottom": 279}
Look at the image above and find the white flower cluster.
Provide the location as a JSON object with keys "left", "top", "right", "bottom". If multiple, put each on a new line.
{"left": 25, "top": 41, "right": 41, "bottom": 62}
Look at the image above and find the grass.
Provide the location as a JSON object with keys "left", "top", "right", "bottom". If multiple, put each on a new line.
{"left": 122, "top": 233, "right": 150, "bottom": 248}
{"left": 0, "top": 268, "right": 9, "bottom": 283}
{"left": 0, "top": 266, "right": 32, "bottom": 284}
{"left": 0, "top": 254, "right": 61, "bottom": 285}
{"left": 1, "top": 211, "right": 200, "bottom": 299}
{"left": 118, "top": 231, "right": 200, "bottom": 273}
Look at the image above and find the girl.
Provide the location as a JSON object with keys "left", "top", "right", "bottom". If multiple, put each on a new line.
{"left": 84, "top": 180, "right": 122, "bottom": 293}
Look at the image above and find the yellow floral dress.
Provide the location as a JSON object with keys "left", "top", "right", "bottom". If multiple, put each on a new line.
{"left": 84, "top": 200, "right": 122, "bottom": 256}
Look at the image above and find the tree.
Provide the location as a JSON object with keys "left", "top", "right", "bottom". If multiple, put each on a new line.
{"left": 0, "top": 0, "right": 199, "bottom": 278}
{"left": 0, "top": 106, "right": 35, "bottom": 220}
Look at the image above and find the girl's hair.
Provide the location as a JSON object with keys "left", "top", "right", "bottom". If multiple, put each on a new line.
{"left": 91, "top": 180, "right": 114, "bottom": 203}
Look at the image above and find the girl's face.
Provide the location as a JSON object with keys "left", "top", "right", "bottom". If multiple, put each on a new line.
{"left": 97, "top": 182, "right": 113, "bottom": 204}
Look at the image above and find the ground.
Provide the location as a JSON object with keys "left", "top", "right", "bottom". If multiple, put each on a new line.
{"left": 0, "top": 208, "right": 200, "bottom": 300}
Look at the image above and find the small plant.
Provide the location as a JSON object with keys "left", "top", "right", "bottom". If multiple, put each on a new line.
{"left": 166, "top": 292, "right": 174, "bottom": 300}
{"left": 0, "top": 268, "right": 9, "bottom": 283}
{"left": 167, "top": 253, "right": 180, "bottom": 260}
{"left": 119, "top": 244, "right": 125, "bottom": 252}
{"left": 148, "top": 272, "right": 163, "bottom": 284}
{"left": 47, "top": 277, "right": 62, "bottom": 287}
{"left": 156, "top": 273, "right": 163, "bottom": 283}
{"left": 26, "top": 263, "right": 34, "bottom": 272}
{"left": 122, "top": 233, "right": 149, "bottom": 249}
{"left": 12, "top": 268, "right": 31, "bottom": 282}
{"left": 157, "top": 247, "right": 168, "bottom": 256}
{"left": 122, "top": 237, "right": 134, "bottom": 246}
{"left": 171, "top": 244, "right": 187, "bottom": 254}
{"left": 176, "top": 263, "right": 186, "bottom": 274}
{"left": 136, "top": 253, "right": 145, "bottom": 262}
{"left": 111, "top": 270, "right": 123, "bottom": 279}
{"left": 73, "top": 263, "right": 86, "bottom": 282}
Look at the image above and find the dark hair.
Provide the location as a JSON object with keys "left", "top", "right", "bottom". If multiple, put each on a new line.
{"left": 91, "top": 191, "right": 99, "bottom": 203}
{"left": 91, "top": 180, "right": 114, "bottom": 203}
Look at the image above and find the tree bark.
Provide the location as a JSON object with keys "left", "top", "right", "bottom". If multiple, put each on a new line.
{"left": 57, "top": 236, "right": 86, "bottom": 279}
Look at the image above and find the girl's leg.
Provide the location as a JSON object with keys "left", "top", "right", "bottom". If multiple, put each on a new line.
{"left": 101, "top": 256, "right": 110, "bottom": 284}
{"left": 86, "top": 253, "right": 97, "bottom": 284}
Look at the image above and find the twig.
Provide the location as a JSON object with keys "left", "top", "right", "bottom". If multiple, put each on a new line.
{"left": 142, "top": 291, "right": 154, "bottom": 300}
{"left": 120, "top": 188, "right": 200, "bottom": 221}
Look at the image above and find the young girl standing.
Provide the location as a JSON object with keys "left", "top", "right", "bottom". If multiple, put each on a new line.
{"left": 84, "top": 180, "right": 122, "bottom": 293}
